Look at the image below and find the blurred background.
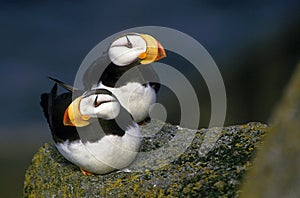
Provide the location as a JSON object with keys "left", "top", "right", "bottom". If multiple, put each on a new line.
{"left": 0, "top": 0, "right": 299, "bottom": 197}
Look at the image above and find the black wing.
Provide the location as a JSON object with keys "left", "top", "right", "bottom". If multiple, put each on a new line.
{"left": 40, "top": 84, "right": 80, "bottom": 143}
{"left": 48, "top": 77, "right": 78, "bottom": 92}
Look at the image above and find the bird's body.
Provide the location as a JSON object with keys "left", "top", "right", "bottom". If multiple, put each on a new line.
{"left": 56, "top": 124, "right": 140, "bottom": 174}
{"left": 40, "top": 84, "right": 141, "bottom": 174}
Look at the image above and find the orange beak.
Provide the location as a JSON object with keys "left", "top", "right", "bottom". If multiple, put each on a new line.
{"left": 155, "top": 41, "right": 167, "bottom": 61}
{"left": 138, "top": 34, "right": 167, "bottom": 64}
{"left": 63, "top": 96, "right": 90, "bottom": 127}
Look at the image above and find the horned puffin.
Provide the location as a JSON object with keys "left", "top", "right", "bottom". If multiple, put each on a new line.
{"left": 82, "top": 32, "right": 166, "bottom": 124}
{"left": 40, "top": 84, "right": 141, "bottom": 175}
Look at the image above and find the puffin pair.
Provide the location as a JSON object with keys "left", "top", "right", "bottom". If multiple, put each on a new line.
{"left": 40, "top": 33, "right": 166, "bottom": 175}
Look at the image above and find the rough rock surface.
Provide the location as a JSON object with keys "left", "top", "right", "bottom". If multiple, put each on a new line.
{"left": 24, "top": 120, "right": 267, "bottom": 197}
{"left": 240, "top": 63, "right": 300, "bottom": 198}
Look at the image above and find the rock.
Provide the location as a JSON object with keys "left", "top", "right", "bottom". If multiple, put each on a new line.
{"left": 240, "top": 63, "right": 300, "bottom": 198}
{"left": 24, "top": 120, "right": 267, "bottom": 197}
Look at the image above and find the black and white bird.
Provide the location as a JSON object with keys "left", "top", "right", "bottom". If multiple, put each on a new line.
{"left": 40, "top": 84, "right": 141, "bottom": 175}
{"left": 82, "top": 32, "right": 166, "bottom": 124}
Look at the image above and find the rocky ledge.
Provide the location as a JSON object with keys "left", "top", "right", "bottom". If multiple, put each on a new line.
{"left": 24, "top": 120, "right": 267, "bottom": 197}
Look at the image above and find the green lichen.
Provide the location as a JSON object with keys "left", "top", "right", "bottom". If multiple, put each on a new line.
{"left": 24, "top": 121, "right": 267, "bottom": 197}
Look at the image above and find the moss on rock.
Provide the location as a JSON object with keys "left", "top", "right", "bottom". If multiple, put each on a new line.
{"left": 24, "top": 121, "right": 267, "bottom": 197}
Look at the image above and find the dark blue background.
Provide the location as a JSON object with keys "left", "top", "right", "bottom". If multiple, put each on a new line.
{"left": 1, "top": 1, "right": 299, "bottom": 197}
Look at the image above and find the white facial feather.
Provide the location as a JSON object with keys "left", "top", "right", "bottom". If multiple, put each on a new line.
{"left": 79, "top": 94, "right": 120, "bottom": 120}
{"left": 108, "top": 34, "right": 146, "bottom": 66}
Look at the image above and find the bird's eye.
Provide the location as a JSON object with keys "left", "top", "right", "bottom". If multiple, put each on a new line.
{"left": 125, "top": 36, "right": 132, "bottom": 48}
{"left": 93, "top": 95, "right": 101, "bottom": 107}
{"left": 110, "top": 35, "right": 133, "bottom": 49}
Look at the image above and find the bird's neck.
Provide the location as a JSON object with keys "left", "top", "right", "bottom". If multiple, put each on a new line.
{"left": 98, "top": 107, "right": 136, "bottom": 137}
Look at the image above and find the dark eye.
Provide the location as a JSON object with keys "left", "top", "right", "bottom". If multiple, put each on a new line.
{"left": 93, "top": 95, "right": 101, "bottom": 107}
{"left": 125, "top": 35, "right": 132, "bottom": 48}
{"left": 110, "top": 35, "right": 133, "bottom": 48}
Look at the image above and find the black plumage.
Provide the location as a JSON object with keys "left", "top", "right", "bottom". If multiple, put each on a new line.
{"left": 40, "top": 84, "right": 135, "bottom": 143}
{"left": 82, "top": 55, "right": 160, "bottom": 92}
{"left": 40, "top": 84, "right": 80, "bottom": 143}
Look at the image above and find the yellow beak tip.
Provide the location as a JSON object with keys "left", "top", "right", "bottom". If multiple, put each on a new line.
{"left": 139, "top": 34, "right": 166, "bottom": 64}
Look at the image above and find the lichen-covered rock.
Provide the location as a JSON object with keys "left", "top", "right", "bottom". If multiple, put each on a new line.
{"left": 24, "top": 121, "right": 267, "bottom": 197}
{"left": 240, "top": 63, "right": 300, "bottom": 198}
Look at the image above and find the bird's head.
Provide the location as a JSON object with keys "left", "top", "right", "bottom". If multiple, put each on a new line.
{"left": 63, "top": 89, "right": 120, "bottom": 127}
{"left": 108, "top": 33, "right": 166, "bottom": 66}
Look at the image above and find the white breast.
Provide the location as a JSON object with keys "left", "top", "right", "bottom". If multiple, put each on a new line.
{"left": 56, "top": 125, "right": 141, "bottom": 174}
{"left": 93, "top": 82, "right": 156, "bottom": 123}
